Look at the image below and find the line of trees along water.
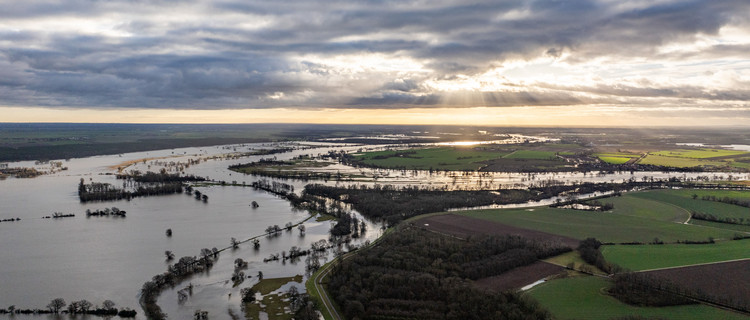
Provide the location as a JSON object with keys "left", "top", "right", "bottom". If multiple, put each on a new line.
{"left": 77, "top": 171, "right": 208, "bottom": 202}
{"left": 327, "top": 227, "right": 568, "bottom": 319}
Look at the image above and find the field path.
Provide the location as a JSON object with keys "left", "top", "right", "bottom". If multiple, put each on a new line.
{"left": 502, "top": 150, "right": 518, "bottom": 158}
{"left": 660, "top": 201, "right": 692, "bottom": 224}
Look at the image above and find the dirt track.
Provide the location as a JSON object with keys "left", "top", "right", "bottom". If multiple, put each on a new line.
{"left": 417, "top": 214, "right": 580, "bottom": 248}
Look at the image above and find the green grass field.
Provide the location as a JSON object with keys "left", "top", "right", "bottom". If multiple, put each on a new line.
{"left": 636, "top": 148, "right": 750, "bottom": 169}
{"left": 600, "top": 194, "right": 690, "bottom": 223}
{"left": 595, "top": 152, "right": 643, "bottom": 158}
{"left": 503, "top": 150, "right": 559, "bottom": 160}
{"left": 458, "top": 206, "right": 737, "bottom": 243}
{"left": 690, "top": 219, "right": 750, "bottom": 233}
{"left": 353, "top": 147, "right": 509, "bottom": 171}
{"left": 651, "top": 149, "right": 748, "bottom": 159}
{"left": 602, "top": 240, "right": 750, "bottom": 271}
{"left": 625, "top": 189, "right": 750, "bottom": 221}
{"left": 527, "top": 276, "right": 749, "bottom": 320}
{"left": 595, "top": 152, "right": 641, "bottom": 164}
{"left": 638, "top": 154, "right": 726, "bottom": 168}
{"left": 598, "top": 156, "right": 633, "bottom": 164}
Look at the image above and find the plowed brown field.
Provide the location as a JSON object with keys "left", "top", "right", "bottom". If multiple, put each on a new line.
{"left": 642, "top": 259, "right": 750, "bottom": 311}
{"left": 474, "top": 261, "right": 565, "bottom": 292}
{"left": 417, "top": 214, "right": 580, "bottom": 248}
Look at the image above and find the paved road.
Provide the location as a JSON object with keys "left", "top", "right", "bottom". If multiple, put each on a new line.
{"left": 312, "top": 257, "right": 343, "bottom": 320}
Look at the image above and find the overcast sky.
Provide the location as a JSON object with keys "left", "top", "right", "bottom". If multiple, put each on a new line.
{"left": 1, "top": 0, "right": 749, "bottom": 125}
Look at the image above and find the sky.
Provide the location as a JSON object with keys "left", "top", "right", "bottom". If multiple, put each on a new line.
{"left": 1, "top": 0, "right": 749, "bottom": 126}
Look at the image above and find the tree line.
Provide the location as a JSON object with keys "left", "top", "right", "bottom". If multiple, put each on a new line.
{"left": 0, "top": 298, "right": 136, "bottom": 317}
{"left": 78, "top": 178, "right": 183, "bottom": 202}
{"left": 140, "top": 247, "right": 219, "bottom": 319}
{"left": 115, "top": 170, "right": 206, "bottom": 183}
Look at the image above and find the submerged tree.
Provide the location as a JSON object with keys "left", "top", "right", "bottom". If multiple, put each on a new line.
{"left": 46, "top": 298, "right": 66, "bottom": 313}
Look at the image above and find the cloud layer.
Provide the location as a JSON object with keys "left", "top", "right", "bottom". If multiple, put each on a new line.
{"left": 1, "top": 0, "right": 749, "bottom": 112}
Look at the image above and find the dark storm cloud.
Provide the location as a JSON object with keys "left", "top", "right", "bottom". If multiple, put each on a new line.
{"left": 0, "top": 0, "right": 748, "bottom": 109}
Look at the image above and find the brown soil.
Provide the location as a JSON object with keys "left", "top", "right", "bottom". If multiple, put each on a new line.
{"left": 416, "top": 214, "right": 580, "bottom": 248}
{"left": 642, "top": 259, "right": 750, "bottom": 311}
{"left": 474, "top": 261, "right": 565, "bottom": 292}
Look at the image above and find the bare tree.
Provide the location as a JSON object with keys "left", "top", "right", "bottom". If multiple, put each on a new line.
{"left": 47, "top": 298, "right": 66, "bottom": 313}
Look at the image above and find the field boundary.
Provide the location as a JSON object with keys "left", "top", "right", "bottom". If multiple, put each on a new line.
{"left": 636, "top": 257, "right": 750, "bottom": 273}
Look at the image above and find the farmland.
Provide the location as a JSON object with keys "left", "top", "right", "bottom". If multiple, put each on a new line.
{"left": 597, "top": 156, "right": 632, "bottom": 164}
{"left": 473, "top": 261, "right": 565, "bottom": 292}
{"left": 442, "top": 188, "right": 750, "bottom": 319}
{"left": 457, "top": 206, "right": 738, "bottom": 243}
{"left": 594, "top": 152, "right": 642, "bottom": 164}
{"left": 637, "top": 148, "right": 750, "bottom": 169}
{"left": 642, "top": 260, "right": 750, "bottom": 312}
{"left": 589, "top": 189, "right": 750, "bottom": 232}
{"left": 600, "top": 193, "right": 690, "bottom": 222}
{"left": 350, "top": 147, "right": 510, "bottom": 171}
{"left": 348, "top": 142, "right": 585, "bottom": 172}
{"left": 602, "top": 240, "right": 750, "bottom": 271}
{"left": 416, "top": 214, "right": 580, "bottom": 248}
{"left": 638, "top": 154, "right": 726, "bottom": 168}
{"left": 651, "top": 149, "right": 749, "bottom": 159}
{"left": 527, "top": 276, "right": 749, "bottom": 320}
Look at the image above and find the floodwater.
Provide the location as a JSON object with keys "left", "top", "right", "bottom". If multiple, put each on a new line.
{"left": 0, "top": 143, "right": 381, "bottom": 319}
{"left": 1, "top": 140, "right": 748, "bottom": 319}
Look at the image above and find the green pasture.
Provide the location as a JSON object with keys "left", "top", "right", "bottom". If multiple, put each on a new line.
{"left": 597, "top": 156, "right": 632, "bottom": 164}
{"left": 599, "top": 193, "right": 690, "bottom": 223}
{"left": 458, "top": 206, "right": 737, "bottom": 243}
{"left": 638, "top": 154, "right": 725, "bottom": 168}
{"left": 690, "top": 219, "right": 750, "bottom": 233}
{"left": 595, "top": 152, "right": 642, "bottom": 158}
{"left": 651, "top": 148, "right": 748, "bottom": 159}
{"left": 526, "top": 276, "right": 749, "bottom": 320}
{"left": 353, "top": 147, "right": 509, "bottom": 171}
{"left": 503, "top": 150, "right": 560, "bottom": 160}
{"left": 602, "top": 240, "right": 750, "bottom": 271}
{"left": 626, "top": 189, "right": 750, "bottom": 221}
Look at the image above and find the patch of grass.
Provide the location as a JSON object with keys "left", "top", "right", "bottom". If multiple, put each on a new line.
{"left": 244, "top": 276, "right": 304, "bottom": 320}
{"left": 527, "top": 276, "right": 749, "bottom": 320}
{"left": 458, "top": 206, "right": 738, "bottom": 243}
{"left": 252, "top": 275, "right": 303, "bottom": 295}
{"left": 601, "top": 240, "right": 750, "bottom": 271}
{"left": 543, "top": 251, "right": 607, "bottom": 275}
{"left": 731, "top": 161, "right": 750, "bottom": 169}
{"left": 597, "top": 156, "right": 633, "bottom": 164}
{"left": 244, "top": 293, "right": 294, "bottom": 320}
